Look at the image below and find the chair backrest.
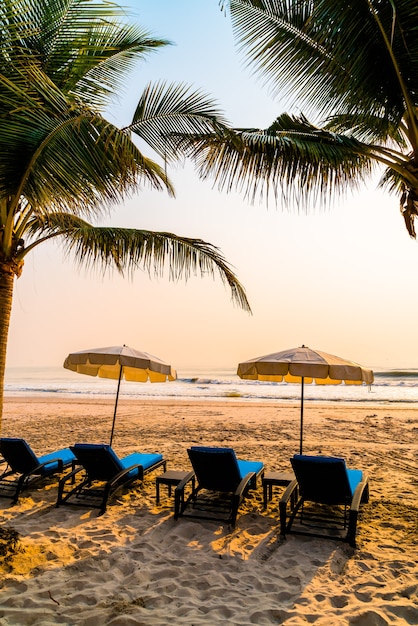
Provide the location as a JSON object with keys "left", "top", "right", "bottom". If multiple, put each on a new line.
{"left": 188, "top": 446, "right": 241, "bottom": 492}
{"left": 0, "top": 438, "right": 40, "bottom": 474}
{"left": 71, "top": 444, "right": 124, "bottom": 481}
{"left": 290, "top": 455, "right": 353, "bottom": 505}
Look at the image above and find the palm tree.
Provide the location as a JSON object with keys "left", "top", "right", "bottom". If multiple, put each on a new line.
{"left": 0, "top": 0, "right": 251, "bottom": 424}
{"left": 176, "top": 1, "right": 418, "bottom": 237}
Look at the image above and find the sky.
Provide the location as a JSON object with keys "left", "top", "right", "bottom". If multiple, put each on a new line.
{"left": 6, "top": 0, "right": 418, "bottom": 373}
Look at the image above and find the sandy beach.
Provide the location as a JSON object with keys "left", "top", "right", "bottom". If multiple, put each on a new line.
{"left": 0, "top": 396, "right": 417, "bottom": 625}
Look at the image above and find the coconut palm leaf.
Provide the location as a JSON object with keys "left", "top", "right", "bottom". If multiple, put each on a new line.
{"left": 0, "top": 76, "right": 172, "bottom": 212}
{"left": 129, "top": 81, "right": 230, "bottom": 161}
{"left": 176, "top": 113, "right": 374, "bottom": 206}
{"left": 201, "top": 0, "right": 418, "bottom": 237}
{"left": 225, "top": 0, "right": 418, "bottom": 123}
{"left": 1, "top": 0, "right": 170, "bottom": 109}
{"left": 24, "top": 213, "right": 251, "bottom": 312}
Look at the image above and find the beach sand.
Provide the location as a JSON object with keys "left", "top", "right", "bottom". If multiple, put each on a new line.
{"left": 0, "top": 397, "right": 417, "bottom": 625}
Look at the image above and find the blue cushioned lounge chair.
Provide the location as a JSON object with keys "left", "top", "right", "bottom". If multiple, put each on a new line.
{"left": 174, "top": 446, "right": 264, "bottom": 527}
{"left": 279, "top": 455, "right": 369, "bottom": 547}
{"left": 0, "top": 437, "right": 76, "bottom": 503}
{"left": 56, "top": 443, "right": 166, "bottom": 515}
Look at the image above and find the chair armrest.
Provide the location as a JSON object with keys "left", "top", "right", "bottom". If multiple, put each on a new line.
{"left": 229, "top": 472, "right": 256, "bottom": 528}
{"left": 19, "top": 458, "right": 65, "bottom": 478}
{"left": 280, "top": 478, "right": 298, "bottom": 504}
{"left": 279, "top": 479, "right": 299, "bottom": 536}
{"left": 351, "top": 475, "right": 369, "bottom": 512}
{"left": 148, "top": 458, "right": 167, "bottom": 476}
{"left": 56, "top": 466, "right": 86, "bottom": 507}
{"left": 347, "top": 475, "right": 369, "bottom": 548}
{"left": 107, "top": 463, "right": 143, "bottom": 490}
{"left": 174, "top": 471, "right": 195, "bottom": 519}
{"left": 38, "top": 457, "right": 64, "bottom": 473}
{"left": 174, "top": 471, "right": 196, "bottom": 493}
{"left": 59, "top": 466, "right": 85, "bottom": 486}
{"left": 96, "top": 463, "right": 144, "bottom": 515}
{"left": 235, "top": 472, "right": 256, "bottom": 498}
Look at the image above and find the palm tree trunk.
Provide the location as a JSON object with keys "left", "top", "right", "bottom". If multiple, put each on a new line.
{"left": 0, "top": 266, "right": 15, "bottom": 430}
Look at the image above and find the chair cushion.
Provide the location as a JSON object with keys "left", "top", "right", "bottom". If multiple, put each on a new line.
{"left": 346, "top": 468, "right": 363, "bottom": 496}
{"left": 237, "top": 459, "right": 264, "bottom": 478}
{"left": 72, "top": 444, "right": 163, "bottom": 481}
{"left": 0, "top": 438, "right": 75, "bottom": 475}
{"left": 293, "top": 454, "right": 346, "bottom": 465}
{"left": 38, "top": 448, "right": 76, "bottom": 472}
{"left": 190, "top": 446, "right": 236, "bottom": 457}
{"left": 190, "top": 446, "right": 263, "bottom": 477}
{"left": 188, "top": 446, "right": 241, "bottom": 491}
{"left": 72, "top": 443, "right": 124, "bottom": 477}
{"left": 292, "top": 454, "right": 363, "bottom": 499}
{"left": 0, "top": 437, "right": 39, "bottom": 473}
{"left": 190, "top": 446, "right": 263, "bottom": 484}
{"left": 121, "top": 452, "right": 163, "bottom": 478}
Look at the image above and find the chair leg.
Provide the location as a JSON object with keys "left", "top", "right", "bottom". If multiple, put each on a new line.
{"left": 280, "top": 497, "right": 303, "bottom": 536}
{"left": 229, "top": 493, "right": 241, "bottom": 527}
{"left": 100, "top": 491, "right": 111, "bottom": 516}
{"left": 13, "top": 474, "right": 29, "bottom": 504}
{"left": 347, "top": 509, "right": 359, "bottom": 547}
{"left": 56, "top": 472, "right": 88, "bottom": 507}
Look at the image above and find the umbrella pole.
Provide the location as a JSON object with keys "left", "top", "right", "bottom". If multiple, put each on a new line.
{"left": 300, "top": 376, "right": 304, "bottom": 455}
{"left": 110, "top": 364, "right": 123, "bottom": 446}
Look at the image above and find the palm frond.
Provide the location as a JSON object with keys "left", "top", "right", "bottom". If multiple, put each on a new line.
{"left": 325, "top": 112, "right": 410, "bottom": 149}
{"left": 0, "top": 0, "right": 171, "bottom": 110}
{"left": 129, "top": 81, "right": 230, "bottom": 161}
{"left": 226, "top": 0, "right": 418, "bottom": 123}
{"left": 379, "top": 166, "right": 406, "bottom": 196}
{"left": 0, "top": 66, "right": 174, "bottom": 213}
{"left": 212, "top": 1, "right": 418, "bottom": 239}
{"left": 25, "top": 213, "right": 252, "bottom": 312}
{"left": 177, "top": 114, "right": 374, "bottom": 207}
{"left": 63, "top": 25, "right": 170, "bottom": 108}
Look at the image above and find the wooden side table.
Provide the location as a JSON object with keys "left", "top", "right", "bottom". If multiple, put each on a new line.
{"left": 262, "top": 471, "right": 295, "bottom": 508}
{"left": 156, "top": 469, "right": 195, "bottom": 504}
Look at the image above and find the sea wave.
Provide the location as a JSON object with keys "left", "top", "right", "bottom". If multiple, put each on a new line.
{"left": 4, "top": 366, "right": 418, "bottom": 405}
{"left": 374, "top": 369, "right": 418, "bottom": 378}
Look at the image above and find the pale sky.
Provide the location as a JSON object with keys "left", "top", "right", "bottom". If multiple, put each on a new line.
{"left": 6, "top": 0, "right": 418, "bottom": 372}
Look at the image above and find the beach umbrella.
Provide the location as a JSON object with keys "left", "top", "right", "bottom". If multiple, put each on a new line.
{"left": 63, "top": 345, "right": 176, "bottom": 445}
{"left": 237, "top": 345, "right": 373, "bottom": 454}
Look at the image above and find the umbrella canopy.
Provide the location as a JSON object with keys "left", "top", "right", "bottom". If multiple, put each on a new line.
{"left": 64, "top": 345, "right": 176, "bottom": 445}
{"left": 237, "top": 345, "right": 373, "bottom": 453}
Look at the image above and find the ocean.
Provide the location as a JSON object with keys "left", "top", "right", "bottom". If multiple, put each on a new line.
{"left": 4, "top": 366, "right": 418, "bottom": 406}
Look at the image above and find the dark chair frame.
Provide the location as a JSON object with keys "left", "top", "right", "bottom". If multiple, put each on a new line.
{"left": 0, "top": 438, "right": 75, "bottom": 504}
{"left": 279, "top": 455, "right": 369, "bottom": 548}
{"left": 57, "top": 444, "right": 166, "bottom": 515}
{"left": 174, "top": 447, "right": 264, "bottom": 527}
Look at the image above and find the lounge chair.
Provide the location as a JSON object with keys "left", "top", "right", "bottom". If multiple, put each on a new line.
{"left": 279, "top": 454, "right": 369, "bottom": 547}
{"left": 56, "top": 443, "right": 166, "bottom": 515}
{"left": 0, "top": 437, "right": 76, "bottom": 503}
{"left": 174, "top": 446, "right": 264, "bottom": 527}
